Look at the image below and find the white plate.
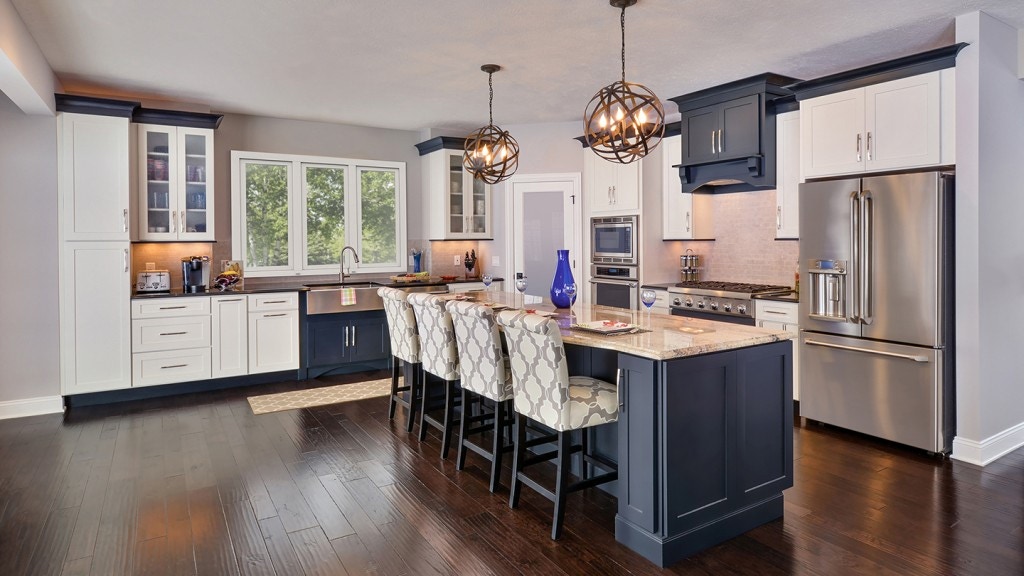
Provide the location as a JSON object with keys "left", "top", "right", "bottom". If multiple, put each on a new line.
{"left": 522, "top": 309, "right": 556, "bottom": 317}
{"left": 572, "top": 320, "right": 635, "bottom": 334}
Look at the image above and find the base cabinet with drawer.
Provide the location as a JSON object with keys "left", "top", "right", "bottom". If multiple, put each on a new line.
{"left": 211, "top": 295, "right": 248, "bottom": 378}
{"left": 248, "top": 293, "right": 300, "bottom": 374}
{"left": 755, "top": 299, "right": 800, "bottom": 400}
{"left": 130, "top": 297, "right": 211, "bottom": 387}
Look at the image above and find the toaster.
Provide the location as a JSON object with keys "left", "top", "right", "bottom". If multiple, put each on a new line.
{"left": 136, "top": 270, "right": 171, "bottom": 292}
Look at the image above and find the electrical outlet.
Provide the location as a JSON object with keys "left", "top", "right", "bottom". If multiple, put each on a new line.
{"left": 145, "top": 262, "right": 156, "bottom": 271}
{"left": 453, "top": 255, "right": 461, "bottom": 266}
{"left": 491, "top": 256, "right": 499, "bottom": 267}
{"left": 409, "top": 255, "right": 414, "bottom": 266}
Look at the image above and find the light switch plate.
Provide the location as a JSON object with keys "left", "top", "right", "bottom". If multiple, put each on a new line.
{"left": 453, "top": 255, "right": 461, "bottom": 265}
{"left": 491, "top": 256, "right": 499, "bottom": 267}
{"left": 145, "top": 262, "right": 155, "bottom": 270}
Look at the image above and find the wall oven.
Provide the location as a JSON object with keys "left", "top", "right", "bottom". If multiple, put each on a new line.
{"left": 590, "top": 265, "right": 638, "bottom": 310}
{"left": 591, "top": 216, "right": 638, "bottom": 265}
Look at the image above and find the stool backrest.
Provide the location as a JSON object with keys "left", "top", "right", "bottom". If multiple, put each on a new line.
{"left": 447, "top": 300, "right": 512, "bottom": 402}
{"left": 495, "top": 310, "right": 570, "bottom": 430}
{"left": 407, "top": 293, "right": 459, "bottom": 381}
{"left": 378, "top": 286, "right": 420, "bottom": 364}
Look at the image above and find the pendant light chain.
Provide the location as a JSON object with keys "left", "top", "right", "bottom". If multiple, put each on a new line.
{"left": 620, "top": 5, "right": 626, "bottom": 84}
{"left": 488, "top": 69, "right": 494, "bottom": 126}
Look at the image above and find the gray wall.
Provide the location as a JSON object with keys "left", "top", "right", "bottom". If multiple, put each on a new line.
{"left": 954, "top": 12, "right": 1024, "bottom": 454}
{"left": 0, "top": 92, "right": 59, "bottom": 402}
{"left": 212, "top": 113, "right": 425, "bottom": 268}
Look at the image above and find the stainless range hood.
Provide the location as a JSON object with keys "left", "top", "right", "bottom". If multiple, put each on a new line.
{"left": 669, "top": 74, "right": 800, "bottom": 194}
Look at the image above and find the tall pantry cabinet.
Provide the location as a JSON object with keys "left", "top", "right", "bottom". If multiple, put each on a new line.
{"left": 57, "top": 107, "right": 134, "bottom": 395}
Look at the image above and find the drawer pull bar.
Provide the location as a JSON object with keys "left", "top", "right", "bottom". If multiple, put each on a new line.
{"left": 159, "top": 331, "right": 188, "bottom": 336}
{"left": 159, "top": 306, "right": 188, "bottom": 310}
{"left": 763, "top": 310, "right": 788, "bottom": 315}
{"left": 264, "top": 313, "right": 287, "bottom": 317}
{"left": 263, "top": 300, "right": 287, "bottom": 304}
{"left": 160, "top": 364, "right": 188, "bottom": 370}
{"left": 219, "top": 298, "right": 243, "bottom": 302}
{"left": 805, "top": 339, "right": 928, "bottom": 362}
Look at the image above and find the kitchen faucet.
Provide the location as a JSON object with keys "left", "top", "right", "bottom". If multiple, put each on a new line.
{"left": 339, "top": 245, "right": 360, "bottom": 283}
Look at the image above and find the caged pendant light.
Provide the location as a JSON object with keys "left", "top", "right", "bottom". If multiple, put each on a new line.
{"left": 464, "top": 64, "right": 519, "bottom": 184}
{"left": 584, "top": 0, "right": 665, "bottom": 164}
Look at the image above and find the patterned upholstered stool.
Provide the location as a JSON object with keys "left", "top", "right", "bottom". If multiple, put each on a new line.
{"left": 407, "top": 292, "right": 461, "bottom": 459}
{"left": 446, "top": 300, "right": 514, "bottom": 492}
{"left": 378, "top": 286, "right": 423, "bottom": 433}
{"left": 496, "top": 309, "right": 619, "bottom": 540}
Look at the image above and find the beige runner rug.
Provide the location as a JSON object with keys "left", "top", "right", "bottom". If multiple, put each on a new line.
{"left": 248, "top": 378, "right": 393, "bottom": 415}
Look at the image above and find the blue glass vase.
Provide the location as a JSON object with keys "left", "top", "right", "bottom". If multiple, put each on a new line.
{"left": 549, "top": 249, "right": 576, "bottom": 308}
{"left": 412, "top": 253, "right": 422, "bottom": 273}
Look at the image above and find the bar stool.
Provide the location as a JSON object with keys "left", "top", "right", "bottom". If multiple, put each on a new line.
{"left": 407, "top": 292, "right": 461, "bottom": 459}
{"left": 446, "top": 300, "right": 514, "bottom": 492}
{"left": 495, "top": 310, "right": 619, "bottom": 540}
{"left": 378, "top": 286, "right": 423, "bottom": 433}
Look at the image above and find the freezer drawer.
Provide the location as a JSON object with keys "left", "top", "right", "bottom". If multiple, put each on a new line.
{"left": 800, "top": 332, "right": 944, "bottom": 452}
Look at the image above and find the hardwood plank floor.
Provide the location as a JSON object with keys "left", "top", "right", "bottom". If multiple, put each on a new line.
{"left": 2, "top": 370, "right": 1023, "bottom": 575}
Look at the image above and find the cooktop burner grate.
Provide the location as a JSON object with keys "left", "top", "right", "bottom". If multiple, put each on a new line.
{"left": 674, "top": 281, "right": 791, "bottom": 294}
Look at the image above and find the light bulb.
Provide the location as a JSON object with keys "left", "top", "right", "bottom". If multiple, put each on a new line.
{"left": 636, "top": 108, "right": 647, "bottom": 125}
{"left": 615, "top": 107, "right": 625, "bottom": 121}
{"left": 599, "top": 113, "right": 607, "bottom": 129}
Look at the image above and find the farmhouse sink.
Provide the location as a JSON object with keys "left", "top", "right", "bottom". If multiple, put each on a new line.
{"left": 305, "top": 283, "right": 384, "bottom": 314}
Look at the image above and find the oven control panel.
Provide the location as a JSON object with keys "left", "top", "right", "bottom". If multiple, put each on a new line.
{"left": 670, "top": 295, "right": 753, "bottom": 318}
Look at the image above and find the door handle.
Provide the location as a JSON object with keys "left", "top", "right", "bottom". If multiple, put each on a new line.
{"left": 804, "top": 339, "right": 928, "bottom": 363}
{"left": 180, "top": 211, "right": 185, "bottom": 233}
{"left": 612, "top": 185, "right": 616, "bottom": 204}
{"left": 344, "top": 326, "right": 350, "bottom": 347}
{"left": 263, "top": 313, "right": 287, "bottom": 318}
{"left": 159, "top": 331, "right": 188, "bottom": 336}
{"left": 861, "top": 191, "right": 873, "bottom": 325}
{"left": 616, "top": 368, "right": 625, "bottom": 411}
{"left": 776, "top": 206, "right": 782, "bottom": 230}
{"left": 122, "top": 208, "right": 128, "bottom": 233}
{"left": 849, "top": 191, "right": 861, "bottom": 323}
{"left": 123, "top": 248, "right": 129, "bottom": 273}
{"left": 711, "top": 131, "right": 716, "bottom": 154}
{"left": 351, "top": 325, "right": 357, "bottom": 347}
{"left": 856, "top": 133, "right": 862, "bottom": 162}
{"left": 718, "top": 129, "right": 724, "bottom": 154}
{"left": 866, "top": 131, "right": 873, "bottom": 161}
{"left": 160, "top": 364, "right": 189, "bottom": 370}
{"left": 686, "top": 211, "right": 691, "bottom": 232}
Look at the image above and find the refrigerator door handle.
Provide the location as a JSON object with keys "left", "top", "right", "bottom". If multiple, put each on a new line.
{"left": 861, "top": 190, "right": 874, "bottom": 325}
{"left": 849, "top": 191, "right": 861, "bottom": 323}
{"left": 805, "top": 339, "right": 929, "bottom": 363}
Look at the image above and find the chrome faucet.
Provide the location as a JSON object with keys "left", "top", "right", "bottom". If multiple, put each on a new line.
{"left": 339, "top": 245, "right": 360, "bottom": 283}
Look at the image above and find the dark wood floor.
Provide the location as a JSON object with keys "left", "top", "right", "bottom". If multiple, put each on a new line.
{"left": 1, "top": 372, "right": 1023, "bottom": 576}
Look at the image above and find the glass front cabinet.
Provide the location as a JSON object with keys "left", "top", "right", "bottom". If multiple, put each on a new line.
{"left": 446, "top": 152, "right": 490, "bottom": 237}
{"left": 137, "top": 124, "right": 215, "bottom": 241}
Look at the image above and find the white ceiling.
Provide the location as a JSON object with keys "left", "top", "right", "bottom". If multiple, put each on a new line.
{"left": 11, "top": 0, "right": 1024, "bottom": 132}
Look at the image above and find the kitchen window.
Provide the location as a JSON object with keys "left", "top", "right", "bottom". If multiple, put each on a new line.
{"left": 230, "top": 151, "right": 407, "bottom": 276}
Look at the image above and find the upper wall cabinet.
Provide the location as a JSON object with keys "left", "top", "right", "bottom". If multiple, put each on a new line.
{"left": 583, "top": 147, "right": 641, "bottom": 215}
{"left": 58, "top": 113, "right": 131, "bottom": 242}
{"left": 680, "top": 94, "right": 760, "bottom": 166}
{"left": 661, "top": 134, "right": 713, "bottom": 240}
{"left": 416, "top": 137, "right": 492, "bottom": 240}
{"left": 137, "top": 124, "right": 215, "bottom": 241}
{"left": 775, "top": 110, "right": 801, "bottom": 239}
{"left": 800, "top": 69, "right": 955, "bottom": 179}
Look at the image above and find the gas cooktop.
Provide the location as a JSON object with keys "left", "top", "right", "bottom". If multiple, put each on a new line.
{"left": 671, "top": 281, "right": 791, "bottom": 295}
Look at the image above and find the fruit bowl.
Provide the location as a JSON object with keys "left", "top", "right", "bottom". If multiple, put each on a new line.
{"left": 440, "top": 275, "right": 459, "bottom": 282}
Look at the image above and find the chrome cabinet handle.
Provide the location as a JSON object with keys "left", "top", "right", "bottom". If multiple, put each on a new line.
{"left": 763, "top": 310, "right": 788, "bottom": 315}
{"left": 861, "top": 191, "right": 873, "bottom": 325}
{"left": 612, "top": 185, "right": 616, "bottom": 204}
{"left": 718, "top": 129, "right": 724, "bottom": 154}
{"left": 218, "top": 298, "right": 243, "bottom": 302}
{"left": 122, "top": 208, "right": 128, "bottom": 232}
{"left": 777, "top": 206, "right": 782, "bottom": 230}
{"left": 123, "top": 248, "right": 128, "bottom": 273}
{"left": 344, "top": 326, "right": 350, "bottom": 347}
{"left": 263, "top": 313, "right": 287, "bottom": 318}
{"left": 849, "top": 191, "right": 860, "bottom": 323}
{"left": 866, "top": 131, "right": 873, "bottom": 161}
{"left": 856, "top": 134, "right": 862, "bottom": 162}
{"left": 616, "top": 368, "right": 625, "bottom": 411}
{"left": 160, "top": 364, "right": 188, "bottom": 370}
{"left": 351, "top": 325, "right": 356, "bottom": 347}
{"left": 180, "top": 211, "right": 185, "bottom": 232}
{"left": 711, "top": 131, "right": 716, "bottom": 154}
{"left": 159, "top": 331, "right": 188, "bottom": 336}
{"left": 159, "top": 305, "right": 187, "bottom": 310}
{"left": 686, "top": 211, "right": 691, "bottom": 232}
{"left": 263, "top": 300, "right": 287, "bottom": 304}
{"left": 804, "top": 339, "right": 928, "bottom": 363}
{"left": 171, "top": 211, "right": 176, "bottom": 233}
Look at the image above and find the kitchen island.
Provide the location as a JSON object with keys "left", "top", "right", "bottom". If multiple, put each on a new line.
{"left": 454, "top": 292, "right": 794, "bottom": 567}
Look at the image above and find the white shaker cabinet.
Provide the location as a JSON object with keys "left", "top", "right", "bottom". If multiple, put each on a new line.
{"left": 130, "top": 296, "right": 212, "bottom": 388}
{"left": 421, "top": 147, "right": 492, "bottom": 239}
{"left": 661, "top": 134, "right": 713, "bottom": 240}
{"left": 247, "top": 293, "right": 300, "bottom": 374}
{"left": 58, "top": 113, "right": 130, "bottom": 241}
{"left": 211, "top": 295, "right": 249, "bottom": 378}
{"left": 755, "top": 299, "right": 800, "bottom": 400}
{"left": 774, "top": 111, "right": 801, "bottom": 239}
{"left": 61, "top": 242, "right": 133, "bottom": 394}
{"left": 584, "top": 148, "right": 640, "bottom": 214}
{"left": 801, "top": 70, "right": 952, "bottom": 179}
{"left": 137, "top": 124, "right": 215, "bottom": 241}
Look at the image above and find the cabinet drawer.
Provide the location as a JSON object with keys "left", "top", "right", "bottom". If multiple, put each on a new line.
{"left": 755, "top": 301, "right": 798, "bottom": 324}
{"left": 132, "top": 348, "right": 212, "bottom": 387}
{"left": 132, "top": 297, "right": 210, "bottom": 318}
{"left": 132, "top": 316, "right": 211, "bottom": 352}
{"left": 247, "top": 292, "right": 298, "bottom": 311}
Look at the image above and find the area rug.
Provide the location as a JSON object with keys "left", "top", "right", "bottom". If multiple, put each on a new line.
{"left": 248, "top": 378, "right": 393, "bottom": 415}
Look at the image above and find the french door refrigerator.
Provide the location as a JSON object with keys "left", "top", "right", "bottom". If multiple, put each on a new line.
{"left": 799, "top": 171, "right": 954, "bottom": 453}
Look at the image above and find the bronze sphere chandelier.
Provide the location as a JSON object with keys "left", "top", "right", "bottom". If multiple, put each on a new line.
{"left": 584, "top": 0, "right": 665, "bottom": 164}
{"left": 464, "top": 64, "right": 519, "bottom": 184}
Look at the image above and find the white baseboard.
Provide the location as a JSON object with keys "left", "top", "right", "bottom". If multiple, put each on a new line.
{"left": 0, "top": 395, "right": 64, "bottom": 420}
{"left": 951, "top": 421, "right": 1024, "bottom": 466}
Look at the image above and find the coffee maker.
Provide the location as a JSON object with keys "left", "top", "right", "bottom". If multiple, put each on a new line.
{"left": 181, "top": 256, "right": 210, "bottom": 293}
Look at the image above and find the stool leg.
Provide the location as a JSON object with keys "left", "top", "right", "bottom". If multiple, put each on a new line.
{"left": 406, "top": 365, "right": 420, "bottom": 433}
{"left": 456, "top": 388, "right": 470, "bottom": 470}
{"left": 489, "top": 398, "right": 509, "bottom": 493}
{"left": 552, "top": 430, "right": 571, "bottom": 540}
{"left": 388, "top": 360, "right": 399, "bottom": 420}
{"left": 580, "top": 428, "right": 591, "bottom": 480}
{"left": 417, "top": 367, "right": 429, "bottom": 442}
{"left": 440, "top": 380, "right": 456, "bottom": 459}
{"left": 509, "top": 413, "right": 526, "bottom": 509}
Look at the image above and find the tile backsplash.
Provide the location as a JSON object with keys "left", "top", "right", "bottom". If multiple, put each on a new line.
{"left": 680, "top": 190, "right": 799, "bottom": 289}
{"left": 426, "top": 240, "right": 496, "bottom": 279}
{"left": 131, "top": 242, "right": 214, "bottom": 290}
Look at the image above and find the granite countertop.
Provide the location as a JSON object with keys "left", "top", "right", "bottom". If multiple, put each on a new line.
{"left": 752, "top": 290, "right": 799, "bottom": 303}
{"left": 457, "top": 292, "right": 793, "bottom": 362}
{"left": 132, "top": 276, "right": 505, "bottom": 299}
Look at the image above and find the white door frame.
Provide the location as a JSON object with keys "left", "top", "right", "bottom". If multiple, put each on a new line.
{"left": 503, "top": 173, "right": 583, "bottom": 293}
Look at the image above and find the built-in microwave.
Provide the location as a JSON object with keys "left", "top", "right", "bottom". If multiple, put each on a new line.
{"left": 591, "top": 215, "right": 638, "bottom": 265}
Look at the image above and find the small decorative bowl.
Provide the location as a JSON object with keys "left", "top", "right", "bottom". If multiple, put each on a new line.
{"left": 440, "top": 275, "right": 459, "bottom": 282}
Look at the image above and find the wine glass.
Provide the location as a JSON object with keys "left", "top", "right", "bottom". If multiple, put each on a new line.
{"left": 482, "top": 273, "right": 493, "bottom": 291}
{"left": 563, "top": 282, "right": 577, "bottom": 315}
{"left": 641, "top": 289, "right": 657, "bottom": 327}
{"left": 515, "top": 276, "right": 528, "bottom": 308}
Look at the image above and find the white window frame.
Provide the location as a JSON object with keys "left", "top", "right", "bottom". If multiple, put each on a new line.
{"left": 231, "top": 150, "right": 407, "bottom": 277}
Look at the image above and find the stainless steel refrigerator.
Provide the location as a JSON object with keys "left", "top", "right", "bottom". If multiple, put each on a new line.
{"left": 799, "top": 171, "right": 954, "bottom": 453}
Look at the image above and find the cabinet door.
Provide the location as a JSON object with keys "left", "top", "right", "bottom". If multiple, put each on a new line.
{"left": 611, "top": 160, "right": 640, "bottom": 212}
{"left": 348, "top": 314, "right": 391, "bottom": 363}
{"left": 865, "top": 73, "right": 941, "bottom": 172}
{"left": 248, "top": 310, "right": 299, "bottom": 373}
{"left": 61, "top": 242, "right": 132, "bottom": 394}
{"left": 681, "top": 105, "right": 719, "bottom": 165}
{"left": 137, "top": 124, "right": 178, "bottom": 241}
{"left": 307, "top": 315, "right": 349, "bottom": 366}
{"left": 132, "top": 348, "right": 212, "bottom": 388}
{"left": 617, "top": 354, "right": 659, "bottom": 533}
{"left": 719, "top": 94, "right": 760, "bottom": 161}
{"left": 585, "top": 148, "right": 617, "bottom": 214}
{"left": 447, "top": 152, "right": 467, "bottom": 235}
{"left": 775, "top": 111, "right": 800, "bottom": 239}
{"left": 661, "top": 135, "right": 693, "bottom": 239}
{"left": 212, "top": 296, "right": 248, "bottom": 378}
{"left": 59, "top": 114, "right": 130, "bottom": 241}
{"left": 177, "top": 128, "right": 215, "bottom": 241}
{"left": 466, "top": 174, "right": 491, "bottom": 237}
{"left": 801, "top": 90, "right": 865, "bottom": 178}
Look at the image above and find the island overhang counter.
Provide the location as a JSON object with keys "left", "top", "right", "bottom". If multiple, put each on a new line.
{"left": 427, "top": 293, "right": 794, "bottom": 567}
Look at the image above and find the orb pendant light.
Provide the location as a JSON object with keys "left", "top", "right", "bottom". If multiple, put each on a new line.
{"left": 464, "top": 64, "right": 519, "bottom": 184}
{"left": 584, "top": 0, "right": 665, "bottom": 164}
